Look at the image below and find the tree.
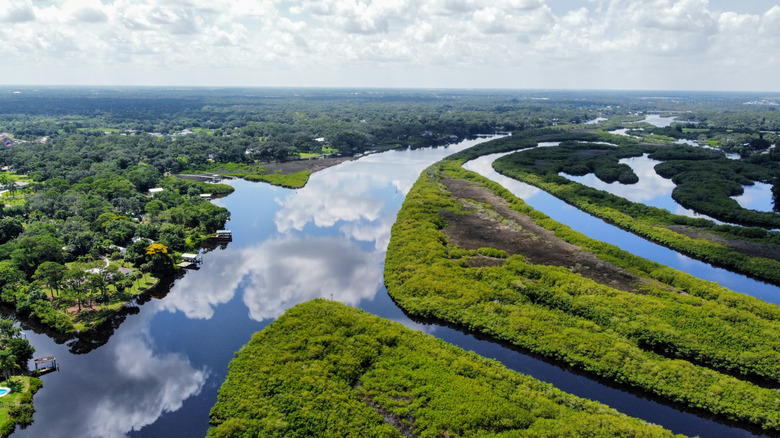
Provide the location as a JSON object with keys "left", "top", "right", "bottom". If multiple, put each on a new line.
{"left": 126, "top": 238, "right": 152, "bottom": 266}
{"left": 87, "top": 274, "right": 108, "bottom": 307}
{"left": 0, "top": 218, "right": 23, "bottom": 245}
{"left": 0, "top": 349, "right": 17, "bottom": 381}
{"left": 0, "top": 261, "right": 24, "bottom": 292}
{"left": 11, "top": 234, "right": 65, "bottom": 278}
{"left": 34, "top": 261, "right": 66, "bottom": 298}
{"left": 0, "top": 318, "right": 33, "bottom": 375}
{"left": 158, "top": 223, "right": 186, "bottom": 251}
{"left": 145, "top": 243, "right": 174, "bottom": 275}
{"left": 63, "top": 269, "right": 88, "bottom": 313}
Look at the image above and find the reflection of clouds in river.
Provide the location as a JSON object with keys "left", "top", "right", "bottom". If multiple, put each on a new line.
{"left": 242, "top": 237, "right": 384, "bottom": 321}
{"left": 160, "top": 236, "right": 383, "bottom": 322}
{"left": 394, "top": 318, "right": 439, "bottom": 335}
{"left": 732, "top": 182, "right": 774, "bottom": 212}
{"left": 562, "top": 155, "right": 675, "bottom": 204}
{"left": 59, "top": 312, "right": 207, "bottom": 438}
{"left": 275, "top": 143, "right": 493, "bottom": 236}
{"left": 159, "top": 250, "right": 245, "bottom": 319}
{"left": 275, "top": 172, "right": 386, "bottom": 233}
{"left": 339, "top": 215, "right": 396, "bottom": 251}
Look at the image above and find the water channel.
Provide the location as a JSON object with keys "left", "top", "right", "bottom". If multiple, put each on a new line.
{"left": 19, "top": 137, "right": 775, "bottom": 437}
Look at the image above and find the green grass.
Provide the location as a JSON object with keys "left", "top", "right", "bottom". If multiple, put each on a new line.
{"left": 46, "top": 259, "right": 158, "bottom": 332}
{"left": 192, "top": 127, "right": 215, "bottom": 135}
{"left": 0, "top": 376, "right": 42, "bottom": 437}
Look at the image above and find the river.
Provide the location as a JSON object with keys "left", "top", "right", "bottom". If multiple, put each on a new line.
{"left": 18, "top": 137, "right": 771, "bottom": 437}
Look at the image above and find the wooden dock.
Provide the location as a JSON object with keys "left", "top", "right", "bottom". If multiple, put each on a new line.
{"left": 34, "top": 355, "right": 58, "bottom": 375}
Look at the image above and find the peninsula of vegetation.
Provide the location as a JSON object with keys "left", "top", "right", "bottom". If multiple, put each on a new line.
{"left": 208, "top": 299, "right": 678, "bottom": 437}
{"left": 384, "top": 158, "right": 780, "bottom": 431}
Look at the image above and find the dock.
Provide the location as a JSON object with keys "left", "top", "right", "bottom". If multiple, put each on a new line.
{"left": 214, "top": 230, "right": 232, "bottom": 241}
{"left": 34, "top": 355, "right": 58, "bottom": 374}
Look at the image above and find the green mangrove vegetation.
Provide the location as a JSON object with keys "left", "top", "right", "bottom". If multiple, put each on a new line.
{"left": 493, "top": 139, "right": 780, "bottom": 228}
{"left": 208, "top": 299, "right": 679, "bottom": 438}
{"left": 384, "top": 160, "right": 780, "bottom": 430}
{"left": 447, "top": 129, "right": 780, "bottom": 286}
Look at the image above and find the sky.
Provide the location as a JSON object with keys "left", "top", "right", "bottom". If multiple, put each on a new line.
{"left": 0, "top": 0, "right": 779, "bottom": 91}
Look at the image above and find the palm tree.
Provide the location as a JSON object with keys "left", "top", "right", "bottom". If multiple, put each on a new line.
{"left": 0, "top": 349, "right": 17, "bottom": 381}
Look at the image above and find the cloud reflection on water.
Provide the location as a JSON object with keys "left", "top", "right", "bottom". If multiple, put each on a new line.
{"left": 562, "top": 154, "right": 676, "bottom": 204}
{"left": 241, "top": 236, "right": 384, "bottom": 321}
{"left": 463, "top": 152, "right": 542, "bottom": 200}
{"left": 160, "top": 235, "right": 384, "bottom": 322}
{"left": 34, "top": 311, "right": 208, "bottom": 438}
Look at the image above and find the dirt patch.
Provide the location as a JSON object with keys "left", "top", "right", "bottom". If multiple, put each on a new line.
{"left": 262, "top": 156, "right": 355, "bottom": 175}
{"left": 668, "top": 225, "right": 780, "bottom": 262}
{"left": 440, "top": 176, "right": 642, "bottom": 293}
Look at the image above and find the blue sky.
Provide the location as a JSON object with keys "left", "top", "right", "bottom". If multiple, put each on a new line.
{"left": 1, "top": 0, "right": 779, "bottom": 91}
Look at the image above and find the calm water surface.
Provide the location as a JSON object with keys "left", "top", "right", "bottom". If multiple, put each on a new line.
{"left": 560, "top": 154, "right": 718, "bottom": 221}
{"left": 19, "top": 137, "right": 772, "bottom": 437}
{"left": 733, "top": 182, "right": 775, "bottom": 212}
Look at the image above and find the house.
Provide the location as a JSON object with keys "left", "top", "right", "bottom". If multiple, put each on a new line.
{"left": 118, "top": 267, "right": 134, "bottom": 276}
{"left": 148, "top": 188, "right": 164, "bottom": 196}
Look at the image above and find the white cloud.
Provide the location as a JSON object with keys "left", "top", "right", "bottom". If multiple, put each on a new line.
{"left": 1, "top": 0, "right": 36, "bottom": 22}
{"left": 0, "top": 0, "right": 778, "bottom": 90}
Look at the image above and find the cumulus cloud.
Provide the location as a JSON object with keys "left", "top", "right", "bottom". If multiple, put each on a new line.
{"left": 1, "top": 0, "right": 35, "bottom": 22}
{"left": 0, "top": 0, "right": 778, "bottom": 90}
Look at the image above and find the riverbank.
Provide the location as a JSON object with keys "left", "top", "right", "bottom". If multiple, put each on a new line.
{"left": 384, "top": 160, "right": 780, "bottom": 431}
{"left": 0, "top": 376, "right": 42, "bottom": 437}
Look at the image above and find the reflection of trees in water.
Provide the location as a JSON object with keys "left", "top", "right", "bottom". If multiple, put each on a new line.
{"left": 2, "top": 269, "right": 187, "bottom": 355}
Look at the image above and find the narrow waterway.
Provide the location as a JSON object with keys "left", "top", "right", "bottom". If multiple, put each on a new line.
{"left": 464, "top": 152, "right": 780, "bottom": 306}
{"left": 18, "top": 137, "right": 772, "bottom": 437}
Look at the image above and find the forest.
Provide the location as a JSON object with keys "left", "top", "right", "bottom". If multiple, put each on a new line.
{"left": 208, "top": 299, "right": 679, "bottom": 437}
{"left": 440, "top": 128, "right": 780, "bottom": 286}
